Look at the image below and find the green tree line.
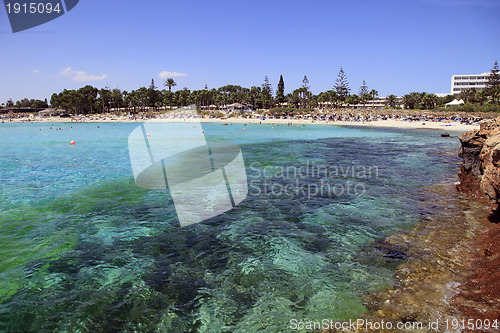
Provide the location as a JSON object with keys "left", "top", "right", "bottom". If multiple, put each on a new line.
{"left": 3, "top": 62, "right": 500, "bottom": 114}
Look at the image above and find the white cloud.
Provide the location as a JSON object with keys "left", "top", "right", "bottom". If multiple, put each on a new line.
{"left": 159, "top": 71, "right": 188, "bottom": 79}
{"left": 60, "top": 67, "right": 108, "bottom": 82}
{"left": 32, "top": 69, "right": 40, "bottom": 74}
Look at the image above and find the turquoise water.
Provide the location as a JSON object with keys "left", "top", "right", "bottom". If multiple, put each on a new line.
{"left": 0, "top": 122, "right": 462, "bottom": 332}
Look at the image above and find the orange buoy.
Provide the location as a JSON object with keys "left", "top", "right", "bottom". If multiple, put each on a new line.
{"left": 243, "top": 128, "right": 246, "bottom": 131}
{"left": 202, "top": 131, "right": 205, "bottom": 134}
{"left": 70, "top": 141, "right": 75, "bottom": 145}
{"left": 297, "top": 125, "right": 299, "bottom": 128}
{"left": 147, "top": 133, "right": 150, "bottom": 137}
{"left": 272, "top": 127, "right": 274, "bottom": 129}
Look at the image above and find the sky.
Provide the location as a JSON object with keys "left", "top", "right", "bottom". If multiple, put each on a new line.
{"left": 1, "top": 0, "right": 499, "bottom": 103}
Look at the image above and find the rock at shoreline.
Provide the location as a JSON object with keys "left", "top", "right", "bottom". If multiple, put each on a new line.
{"left": 458, "top": 118, "right": 500, "bottom": 218}
{"left": 455, "top": 118, "right": 500, "bottom": 324}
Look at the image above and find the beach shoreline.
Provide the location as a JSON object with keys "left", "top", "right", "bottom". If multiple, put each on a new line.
{"left": 2, "top": 115, "right": 480, "bottom": 132}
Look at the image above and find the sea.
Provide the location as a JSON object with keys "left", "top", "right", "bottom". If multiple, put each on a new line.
{"left": 0, "top": 121, "right": 465, "bottom": 332}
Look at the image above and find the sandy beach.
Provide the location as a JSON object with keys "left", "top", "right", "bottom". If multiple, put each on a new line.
{"left": 196, "top": 117, "right": 479, "bottom": 132}
{"left": 3, "top": 114, "right": 480, "bottom": 132}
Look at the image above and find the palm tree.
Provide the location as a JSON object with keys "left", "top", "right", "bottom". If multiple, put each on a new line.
{"left": 136, "top": 87, "right": 149, "bottom": 112}
{"left": 360, "top": 93, "right": 371, "bottom": 108}
{"left": 111, "top": 88, "right": 123, "bottom": 111}
{"left": 327, "top": 90, "right": 339, "bottom": 109}
{"left": 317, "top": 91, "right": 330, "bottom": 109}
{"left": 429, "top": 94, "right": 439, "bottom": 109}
{"left": 422, "top": 93, "right": 439, "bottom": 110}
{"left": 164, "top": 78, "right": 177, "bottom": 92}
{"left": 385, "top": 94, "right": 397, "bottom": 108}
{"left": 164, "top": 78, "right": 177, "bottom": 108}
{"left": 287, "top": 91, "right": 301, "bottom": 109}
{"left": 477, "top": 89, "right": 489, "bottom": 106}
{"left": 402, "top": 94, "right": 412, "bottom": 109}
{"left": 458, "top": 88, "right": 477, "bottom": 104}
{"left": 370, "top": 89, "right": 378, "bottom": 108}
{"left": 249, "top": 86, "right": 262, "bottom": 109}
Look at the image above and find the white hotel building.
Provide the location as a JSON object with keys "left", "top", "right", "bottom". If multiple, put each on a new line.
{"left": 451, "top": 72, "right": 490, "bottom": 94}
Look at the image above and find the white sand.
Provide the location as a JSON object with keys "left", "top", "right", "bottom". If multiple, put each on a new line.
{"left": 5, "top": 115, "right": 479, "bottom": 133}
{"left": 160, "top": 117, "right": 478, "bottom": 133}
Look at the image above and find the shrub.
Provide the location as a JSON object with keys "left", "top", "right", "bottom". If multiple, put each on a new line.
{"left": 434, "top": 104, "right": 500, "bottom": 113}
{"left": 268, "top": 107, "right": 315, "bottom": 116}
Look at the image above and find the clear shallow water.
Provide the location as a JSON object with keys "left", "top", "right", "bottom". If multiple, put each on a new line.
{"left": 0, "top": 122, "right": 463, "bottom": 332}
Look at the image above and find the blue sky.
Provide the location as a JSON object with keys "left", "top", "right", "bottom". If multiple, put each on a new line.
{"left": 1, "top": 0, "right": 499, "bottom": 102}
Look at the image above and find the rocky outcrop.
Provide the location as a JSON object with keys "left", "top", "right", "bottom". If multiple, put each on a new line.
{"left": 455, "top": 118, "right": 500, "bottom": 321}
{"left": 458, "top": 118, "right": 500, "bottom": 219}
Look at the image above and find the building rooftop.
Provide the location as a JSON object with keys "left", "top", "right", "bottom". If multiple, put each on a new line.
{"left": 452, "top": 72, "right": 490, "bottom": 77}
